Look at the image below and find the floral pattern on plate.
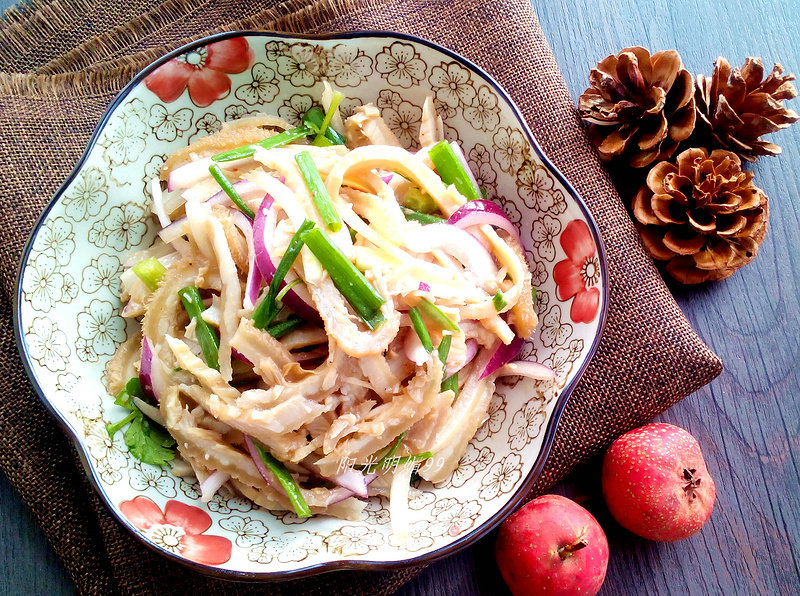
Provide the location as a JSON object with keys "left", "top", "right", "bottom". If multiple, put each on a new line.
{"left": 16, "top": 32, "right": 606, "bottom": 577}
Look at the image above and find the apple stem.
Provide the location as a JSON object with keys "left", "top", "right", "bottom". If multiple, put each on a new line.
{"left": 557, "top": 538, "right": 588, "bottom": 560}
{"left": 683, "top": 468, "right": 702, "bottom": 499}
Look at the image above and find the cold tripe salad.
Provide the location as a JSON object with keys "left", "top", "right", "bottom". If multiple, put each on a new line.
{"left": 107, "top": 84, "right": 556, "bottom": 538}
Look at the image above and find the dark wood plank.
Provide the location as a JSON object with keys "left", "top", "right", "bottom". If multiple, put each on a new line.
{"left": 1, "top": 0, "right": 799, "bottom": 595}
{"left": 0, "top": 472, "right": 76, "bottom": 595}
{"left": 398, "top": 0, "right": 800, "bottom": 594}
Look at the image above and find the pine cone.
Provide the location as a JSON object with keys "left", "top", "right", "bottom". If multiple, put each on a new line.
{"left": 579, "top": 46, "right": 696, "bottom": 168}
{"left": 695, "top": 57, "right": 799, "bottom": 161}
{"left": 632, "top": 147, "right": 768, "bottom": 284}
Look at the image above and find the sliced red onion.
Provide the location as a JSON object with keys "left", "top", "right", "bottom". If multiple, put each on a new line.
{"left": 327, "top": 468, "right": 376, "bottom": 499}
{"left": 494, "top": 360, "right": 557, "bottom": 383}
{"left": 139, "top": 336, "right": 169, "bottom": 403}
{"left": 418, "top": 281, "right": 431, "bottom": 292}
{"left": 455, "top": 338, "right": 479, "bottom": 374}
{"left": 252, "top": 196, "right": 321, "bottom": 324}
{"left": 200, "top": 470, "right": 230, "bottom": 503}
{"left": 447, "top": 200, "right": 521, "bottom": 243}
{"left": 380, "top": 173, "right": 394, "bottom": 184}
{"left": 229, "top": 208, "right": 262, "bottom": 309}
{"left": 252, "top": 194, "right": 276, "bottom": 276}
{"left": 244, "top": 435, "right": 369, "bottom": 508}
{"left": 404, "top": 223, "right": 498, "bottom": 279}
{"left": 231, "top": 347, "right": 253, "bottom": 365}
{"left": 244, "top": 434, "right": 282, "bottom": 491}
{"left": 480, "top": 335, "right": 524, "bottom": 379}
{"left": 131, "top": 395, "right": 165, "bottom": 427}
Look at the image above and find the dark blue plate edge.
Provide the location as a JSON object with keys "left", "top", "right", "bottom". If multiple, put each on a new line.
{"left": 13, "top": 29, "right": 610, "bottom": 582}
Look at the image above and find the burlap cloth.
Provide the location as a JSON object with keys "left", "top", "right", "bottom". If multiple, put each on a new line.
{"left": 0, "top": 0, "right": 723, "bottom": 593}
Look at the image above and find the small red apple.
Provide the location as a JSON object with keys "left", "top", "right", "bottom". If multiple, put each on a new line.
{"left": 602, "top": 423, "right": 716, "bottom": 541}
{"left": 495, "top": 494, "right": 608, "bottom": 596}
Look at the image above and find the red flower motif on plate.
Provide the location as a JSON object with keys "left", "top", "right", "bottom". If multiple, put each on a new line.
{"left": 553, "top": 220, "right": 601, "bottom": 324}
{"left": 144, "top": 38, "right": 254, "bottom": 107}
{"left": 120, "top": 495, "right": 232, "bottom": 565}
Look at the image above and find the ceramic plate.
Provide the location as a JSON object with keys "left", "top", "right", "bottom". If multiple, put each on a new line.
{"left": 14, "top": 31, "right": 608, "bottom": 579}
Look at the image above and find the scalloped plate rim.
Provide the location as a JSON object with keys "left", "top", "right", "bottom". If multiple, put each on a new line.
{"left": 13, "top": 29, "right": 609, "bottom": 581}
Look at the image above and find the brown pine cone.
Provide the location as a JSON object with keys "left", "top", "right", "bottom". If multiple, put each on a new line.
{"left": 632, "top": 147, "right": 768, "bottom": 284}
{"left": 579, "top": 46, "right": 696, "bottom": 168}
{"left": 696, "top": 57, "right": 798, "bottom": 161}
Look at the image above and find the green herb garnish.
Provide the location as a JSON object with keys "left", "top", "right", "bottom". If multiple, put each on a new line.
{"left": 493, "top": 290, "right": 507, "bottom": 311}
{"left": 253, "top": 440, "right": 312, "bottom": 518}
{"left": 295, "top": 151, "right": 342, "bottom": 232}
{"left": 301, "top": 227, "right": 386, "bottom": 330}
{"left": 132, "top": 257, "right": 166, "bottom": 292}
{"left": 208, "top": 163, "right": 256, "bottom": 220}
{"left": 401, "top": 206, "right": 446, "bottom": 225}
{"left": 409, "top": 306, "right": 433, "bottom": 353}
{"left": 178, "top": 286, "right": 220, "bottom": 370}
{"left": 106, "top": 377, "right": 176, "bottom": 466}
{"left": 252, "top": 219, "right": 315, "bottom": 329}
{"left": 428, "top": 140, "right": 482, "bottom": 202}
{"left": 211, "top": 126, "right": 312, "bottom": 162}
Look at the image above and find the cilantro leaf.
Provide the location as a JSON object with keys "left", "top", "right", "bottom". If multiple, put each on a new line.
{"left": 114, "top": 377, "right": 145, "bottom": 411}
{"left": 124, "top": 415, "right": 176, "bottom": 466}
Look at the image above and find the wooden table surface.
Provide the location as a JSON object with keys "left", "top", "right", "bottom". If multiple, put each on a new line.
{"left": 2, "top": 0, "right": 799, "bottom": 594}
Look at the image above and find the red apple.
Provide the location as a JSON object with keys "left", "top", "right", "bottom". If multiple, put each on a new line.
{"left": 602, "top": 423, "right": 716, "bottom": 541}
{"left": 495, "top": 494, "right": 608, "bottom": 596}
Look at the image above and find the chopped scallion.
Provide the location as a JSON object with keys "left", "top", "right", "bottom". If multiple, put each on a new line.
{"left": 211, "top": 126, "right": 312, "bottom": 162}
{"left": 301, "top": 227, "right": 386, "bottom": 330}
{"left": 441, "top": 372, "right": 459, "bottom": 395}
{"left": 493, "top": 290, "right": 507, "bottom": 311}
{"left": 302, "top": 106, "right": 346, "bottom": 145}
{"left": 208, "top": 164, "right": 256, "bottom": 220}
{"left": 401, "top": 206, "right": 446, "bottom": 225}
{"left": 178, "top": 286, "right": 220, "bottom": 370}
{"left": 253, "top": 441, "right": 312, "bottom": 518}
{"left": 313, "top": 91, "right": 344, "bottom": 146}
{"left": 266, "top": 315, "right": 304, "bottom": 339}
{"left": 417, "top": 298, "right": 459, "bottom": 332}
{"left": 252, "top": 219, "right": 315, "bottom": 329}
{"left": 132, "top": 257, "right": 166, "bottom": 291}
{"left": 408, "top": 307, "right": 433, "bottom": 353}
{"left": 429, "top": 140, "right": 482, "bottom": 202}
{"left": 295, "top": 151, "right": 341, "bottom": 232}
{"left": 402, "top": 187, "right": 438, "bottom": 214}
{"left": 275, "top": 278, "right": 302, "bottom": 305}
{"left": 437, "top": 333, "right": 452, "bottom": 364}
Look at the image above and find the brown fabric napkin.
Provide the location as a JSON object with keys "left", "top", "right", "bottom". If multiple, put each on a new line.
{"left": 0, "top": 0, "right": 723, "bottom": 593}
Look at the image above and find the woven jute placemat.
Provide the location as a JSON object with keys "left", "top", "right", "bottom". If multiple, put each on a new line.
{"left": 0, "top": 0, "right": 723, "bottom": 593}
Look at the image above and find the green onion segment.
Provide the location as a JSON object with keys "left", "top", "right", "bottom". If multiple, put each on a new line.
{"left": 208, "top": 164, "right": 256, "bottom": 220}
{"left": 211, "top": 126, "right": 312, "bottom": 162}
{"left": 301, "top": 227, "right": 386, "bottom": 330}
{"left": 401, "top": 207, "right": 445, "bottom": 225}
{"left": 302, "top": 106, "right": 346, "bottom": 146}
{"left": 295, "top": 151, "right": 342, "bottom": 232}
{"left": 409, "top": 307, "right": 433, "bottom": 353}
{"left": 252, "top": 219, "right": 315, "bottom": 329}
{"left": 253, "top": 441, "right": 312, "bottom": 518}
{"left": 178, "top": 286, "right": 220, "bottom": 370}
{"left": 132, "top": 257, "right": 166, "bottom": 291}
{"left": 428, "top": 140, "right": 482, "bottom": 202}
{"left": 417, "top": 298, "right": 459, "bottom": 332}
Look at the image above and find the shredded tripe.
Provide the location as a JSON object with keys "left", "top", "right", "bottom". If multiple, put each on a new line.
{"left": 108, "top": 89, "right": 552, "bottom": 534}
